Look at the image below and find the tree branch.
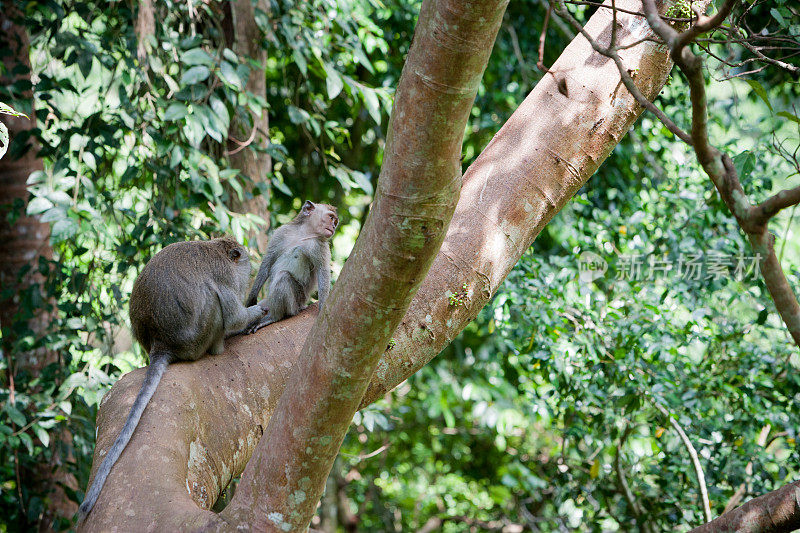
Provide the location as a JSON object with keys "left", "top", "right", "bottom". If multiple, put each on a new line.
{"left": 614, "top": 425, "right": 656, "bottom": 533}
{"left": 653, "top": 402, "right": 711, "bottom": 523}
{"left": 219, "top": 0, "right": 510, "bottom": 530}
{"left": 566, "top": 0, "right": 800, "bottom": 348}
{"left": 690, "top": 481, "right": 800, "bottom": 533}
{"left": 552, "top": 0, "right": 694, "bottom": 144}
{"left": 750, "top": 185, "right": 800, "bottom": 227}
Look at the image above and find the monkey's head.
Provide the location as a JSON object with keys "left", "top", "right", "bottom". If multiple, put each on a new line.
{"left": 212, "top": 237, "right": 252, "bottom": 290}
{"left": 300, "top": 200, "right": 339, "bottom": 240}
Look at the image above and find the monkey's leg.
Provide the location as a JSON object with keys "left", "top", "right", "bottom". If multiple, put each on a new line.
{"left": 209, "top": 337, "right": 225, "bottom": 355}
{"left": 246, "top": 275, "right": 299, "bottom": 334}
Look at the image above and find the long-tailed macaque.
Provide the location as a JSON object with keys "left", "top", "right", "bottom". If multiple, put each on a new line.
{"left": 78, "top": 237, "right": 265, "bottom": 519}
{"left": 243, "top": 200, "right": 338, "bottom": 333}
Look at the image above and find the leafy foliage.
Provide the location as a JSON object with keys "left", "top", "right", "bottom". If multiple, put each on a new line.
{"left": 0, "top": 0, "right": 798, "bottom": 531}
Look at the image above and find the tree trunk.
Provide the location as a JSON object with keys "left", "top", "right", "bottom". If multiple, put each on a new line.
{"left": 0, "top": 9, "right": 78, "bottom": 529}
{"left": 80, "top": 0, "right": 678, "bottom": 530}
{"left": 224, "top": 0, "right": 272, "bottom": 253}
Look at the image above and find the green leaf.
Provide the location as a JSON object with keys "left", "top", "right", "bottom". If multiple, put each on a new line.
{"left": 0, "top": 121, "right": 7, "bottom": 160}
{"left": 777, "top": 111, "right": 800, "bottom": 125}
{"left": 770, "top": 8, "right": 786, "bottom": 26}
{"left": 6, "top": 405, "right": 26, "bottom": 427}
{"left": 360, "top": 87, "right": 382, "bottom": 125}
{"left": 51, "top": 218, "right": 79, "bottom": 243}
{"left": 41, "top": 207, "right": 66, "bottom": 223}
{"left": 322, "top": 62, "right": 344, "bottom": 99}
{"left": 27, "top": 196, "right": 53, "bottom": 215}
{"left": 0, "top": 101, "right": 26, "bottom": 118}
{"left": 210, "top": 96, "right": 230, "bottom": 132}
{"left": 19, "top": 432, "right": 34, "bottom": 455}
{"left": 222, "top": 48, "right": 238, "bottom": 63}
{"left": 164, "top": 103, "right": 188, "bottom": 121}
{"left": 180, "top": 65, "right": 210, "bottom": 86}
{"left": 288, "top": 105, "right": 309, "bottom": 125}
{"left": 272, "top": 177, "right": 293, "bottom": 197}
{"left": 181, "top": 48, "right": 214, "bottom": 66}
{"left": 48, "top": 191, "right": 72, "bottom": 206}
{"left": 293, "top": 50, "right": 308, "bottom": 76}
{"left": 745, "top": 80, "right": 773, "bottom": 112}
{"left": 733, "top": 150, "right": 756, "bottom": 178}
{"left": 170, "top": 146, "right": 183, "bottom": 168}
{"left": 756, "top": 308, "right": 769, "bottom": 325}
{"left": 218, "top": 61, "right": 242, "bottom": 89}
{"left": 34, "top": 426, "right": 50, "bottom": 448}
{"left": 184, "top": 114, "right": 206, "bottom": 147}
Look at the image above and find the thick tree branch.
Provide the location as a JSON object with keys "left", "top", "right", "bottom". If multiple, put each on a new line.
{"left": 552, "top": 0, "right": 694, "bottom": 144}
{"left": 224, "top": 0, "right": 272, "bottom": 253}
{"left": 750, "top": 185, "right": 800, "bottom": 227}
{"left": 134, "top": 0, "right": 155, "bottom": 62}
{"left": 690, "top": 481, "right": 800, "bottom": 533}
{"left": 221, "top": 0, "right": 510, "bottom": 530}
{"left": 81, "top": 1, "right": 681, "bottom": 529}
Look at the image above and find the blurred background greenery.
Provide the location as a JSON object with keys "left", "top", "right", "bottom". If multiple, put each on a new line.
{"left": 1, "top": 0, "right": 798, "bottom": 530}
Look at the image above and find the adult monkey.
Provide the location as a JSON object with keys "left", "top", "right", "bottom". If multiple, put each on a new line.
{"left": 243, "top": 200, "right": 338, "bottom": 333}
{"left": 79, "top": 237, "right": 265, "bottom": 518}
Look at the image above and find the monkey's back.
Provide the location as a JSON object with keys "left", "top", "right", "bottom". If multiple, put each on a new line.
{"left": 129, "top": 240, "right": 232, "bottom": 361}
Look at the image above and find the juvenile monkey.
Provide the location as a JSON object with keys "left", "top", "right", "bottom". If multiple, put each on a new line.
{"left": 243, "top": 200, "right": 338, "bottom": 334}
{"left": 78, "top": 237, "right": 265, "bottom": 519}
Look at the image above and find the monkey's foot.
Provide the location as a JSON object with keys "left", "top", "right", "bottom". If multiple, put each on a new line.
{"left": 247, "top": 318, "right": 274, "bottom": 335}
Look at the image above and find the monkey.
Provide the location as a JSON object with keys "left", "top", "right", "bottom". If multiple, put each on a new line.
{"left": 78, "top": 237, "right": 265, "bottom": 519}
{"left": 242, "top": 200, "right": 338, "bottom": 334}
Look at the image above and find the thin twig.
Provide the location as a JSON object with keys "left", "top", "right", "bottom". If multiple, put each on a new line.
{"left": 537, "top": 2, "right": 552, "bottom": 72}
{"left": 653, "top": 402, "right": 712, "bottom": 523}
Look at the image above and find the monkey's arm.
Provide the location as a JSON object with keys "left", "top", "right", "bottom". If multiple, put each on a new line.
{"left": 316, "top": 245, "right": 332, "bottom": 311}
{"left": 218, "top": 286, "right": 266, "bottom": 335}
{"left": 246, "top": 234, "right": 284, "bottom": 306}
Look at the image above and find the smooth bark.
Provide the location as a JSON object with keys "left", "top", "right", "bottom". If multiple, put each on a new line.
{"left": 690, "top": 481, "right": 800, "bottom": 533}
{"left": 81, "top": 1, "right": 675, "bottom": 529}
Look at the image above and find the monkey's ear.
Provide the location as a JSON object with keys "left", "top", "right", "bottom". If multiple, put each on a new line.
{"left": 301, "top": 200, "right": 315, "bottom": 215}
{"left": 228, "top": 248, "right": 242, "bottom": 261}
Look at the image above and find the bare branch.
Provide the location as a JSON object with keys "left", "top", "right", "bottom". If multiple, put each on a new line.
{"left": 614, "top": 426, "right": 657, "bottom": 533}
{"left": 675, "top": 0, "right": 737, "bottom": 50}
{"left": 537, "top": 2, "right": 553, "bottom": 72}
{"left": 750, "top": 185, "right": 800, "bottom": 226}
{"left": 653, "top": 403, "right": 712, "bottom": 523}
{"left": 740, "top": 40, "right": 800, "bottom": 74}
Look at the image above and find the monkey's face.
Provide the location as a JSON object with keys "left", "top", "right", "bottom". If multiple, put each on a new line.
{"left": 318, "top": 208, "right": 338, "bottom": 238}
{"left": 303, "top": 201, "right": 339, "bottom": 240}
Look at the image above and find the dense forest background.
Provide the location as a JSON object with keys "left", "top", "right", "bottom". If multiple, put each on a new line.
{"left": 1, "top": 0, "right": 799, "bottom": 531}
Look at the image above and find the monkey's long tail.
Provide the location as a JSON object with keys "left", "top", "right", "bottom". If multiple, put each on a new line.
{"left": 78, "top": 351, "right": 171, "bottom": 520}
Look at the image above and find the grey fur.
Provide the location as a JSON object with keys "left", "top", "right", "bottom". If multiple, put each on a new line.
{"left": 242, "top": 201, "right": 337, "bottom": 334}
